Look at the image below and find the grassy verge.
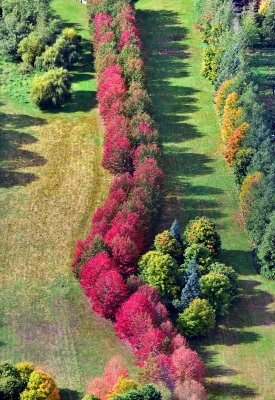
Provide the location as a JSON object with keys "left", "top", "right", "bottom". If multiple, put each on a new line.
{"left": 135, "top": 0, "right": 275, "bottom": 399}
{"left": 0, "top": 1, "right": 136, "bottom": 398}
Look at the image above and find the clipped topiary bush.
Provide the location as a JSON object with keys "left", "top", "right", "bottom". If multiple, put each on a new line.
{"left": 31, "top": 68, "right": 71, "bottom": 109}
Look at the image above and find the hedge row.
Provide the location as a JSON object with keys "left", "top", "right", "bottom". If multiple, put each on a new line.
{"left": 196, "top": 0, "right": 275, "bottom": 279}
{"left": 73, "top": 0, "right": 206, "bottom": 396}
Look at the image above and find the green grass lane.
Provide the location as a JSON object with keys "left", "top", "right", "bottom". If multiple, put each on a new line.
{"left": 135, "top": 0, "right": 275, "bottom": 399}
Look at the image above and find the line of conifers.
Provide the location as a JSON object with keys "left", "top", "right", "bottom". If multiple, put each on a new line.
{"left": 72, "top": 0, "right": 208, "bottom": 398}
{"left": 196, "top": 0, "right": 274, "bottom": 279}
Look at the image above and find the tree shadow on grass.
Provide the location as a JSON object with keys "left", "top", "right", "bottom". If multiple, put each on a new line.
{"left": 60, "top": 388, "right": 82, "bottom": 400}
{"left": 137, "top": 9, "right": 223, "bottom": 229}
{"left": 0, "top": 113, "right": 47, "bottom": 188}
{"left": 137, "top": 6, "right": 272, "bottom": 399}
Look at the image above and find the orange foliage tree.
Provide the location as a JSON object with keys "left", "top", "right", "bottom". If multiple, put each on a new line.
{"left": 221, "top": 92, "right": 243, "bottom": 141}
{"left": 240, "top": 172, "right": 263, "bottom": 215}
{"left": 225, "top": 122, "right": 250, "bottom": 165}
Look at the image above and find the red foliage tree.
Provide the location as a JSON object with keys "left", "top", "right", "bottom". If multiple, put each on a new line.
{"left": 171, "top": 346, "right": 205, "bottom": 384}
{"left": 79, "top": 252, "right": 116, "bottom": 297}
{"left": 114, "top": 285, "right": 168, "bottom": 351}
{"left": 89, "top": 269, "right": 128, "bottom": 319}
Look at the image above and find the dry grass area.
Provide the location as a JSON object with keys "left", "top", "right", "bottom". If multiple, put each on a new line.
{"left": 0, "top": 105, "right": 136, "bottom": 398}
{"left": 0, "top": 104, "right": 138, "bottom": 396}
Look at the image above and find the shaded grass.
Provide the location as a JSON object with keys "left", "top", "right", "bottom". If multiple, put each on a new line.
{"left": 135, "top": 0, "right": 275, "bottom": 399}
{"left": 0, "top": 1, "right": 137, "bottom": 398}
{"left": 248, "top": 47, "right": 275, "bottom": 116}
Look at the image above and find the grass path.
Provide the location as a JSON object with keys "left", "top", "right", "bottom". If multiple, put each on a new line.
{"left": 0, "top": 1, "right": 135, "bottom": 398}
{"left": 136, "top": 0, "right": 275, "bottom": 399}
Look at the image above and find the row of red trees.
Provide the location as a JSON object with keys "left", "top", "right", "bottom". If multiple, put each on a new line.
{"left": 73, "top": 0, "right": 206, "bottom": 394}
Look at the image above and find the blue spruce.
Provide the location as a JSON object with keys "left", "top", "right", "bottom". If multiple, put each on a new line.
{"left": 170, "top": 219, "right": 183, "bottom": 245}
{"left": 179, "top": 260, "right": 201, "bottom": 312}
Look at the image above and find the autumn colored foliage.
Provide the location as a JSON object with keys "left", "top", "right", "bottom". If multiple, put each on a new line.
{"left": 221, "top": 92, "right": 243, "bottom": 141}
{"left": 73, "top": 0, "right": 206, "bottom": 395}
{"left": 225, "top": 122, "right": 250, "bottom": 165}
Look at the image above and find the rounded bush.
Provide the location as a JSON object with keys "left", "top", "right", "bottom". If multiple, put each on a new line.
{"left": 177, "top": 298, "right": 215, "bottom": 336}
{"left": 138, "top": 251, "right": 180, "bottom": 300}
{"left": 154, "top": 230, "right": 182, "bottom": 259}
{"left": 209, "top": 262, "right": 238, "bottom": 297}
{"left": 183, "top": 217, "right": 221, "bottom": 254}
{"left": 183, "top": 243, "right": 213, "bottom": 274}
{"left": 20, "top": 370, "right": 60, "bottom": 400}
{"left": 31, "top": 68, "right": 71, "bottom": 109}
{"left": 199, "top": 272, "right": 231, "bottom": 316}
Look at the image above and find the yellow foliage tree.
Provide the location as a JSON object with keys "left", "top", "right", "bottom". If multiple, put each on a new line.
{"left": 107, "top": 376, "right": 139, "bottom": 400}
{"left": 20, "top": 370, "right": 60, "bottom": 400}
{"left": 221, "top": 92, "right": 243, "bottom": 141}
{"left": 214, "top": 79, "right": 235, "bottom": 116}
{"left": 15, "top": 362, "right": 35, "bottom": 383}
{"left": 240, "top": 172, "right": 263, "bottom": 215}
{"left": 259, "top": 0, "right": 271, "bottom": 15}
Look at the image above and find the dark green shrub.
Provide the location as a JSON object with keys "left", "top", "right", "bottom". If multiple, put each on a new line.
{"left": 177, "top": 298, "right": 215, "bottom": 336}
{"left": 0, "top": 362, "right": 25, "bottom": 400}
{"left": 31, "top": 68, "right": 71, "bottom": 109}
{"left": 258, "top": 212, "right": 275, "bottom": 279}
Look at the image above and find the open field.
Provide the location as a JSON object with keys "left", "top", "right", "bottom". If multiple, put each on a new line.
{"left": 135, "top": 0, "right": 275, "bottom": 399}
{"left": 0, "top": 1, "right": 136, "bottom": 398}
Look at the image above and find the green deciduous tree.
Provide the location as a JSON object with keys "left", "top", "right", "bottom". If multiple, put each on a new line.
{"left": 199, "top": 272, "right": 231, "bottom": 316}
{"left": 177, "top": 298, "right": 215, "bottom": 336}
{"left": 138, "top": 251, "right": 180, "bottom": 301}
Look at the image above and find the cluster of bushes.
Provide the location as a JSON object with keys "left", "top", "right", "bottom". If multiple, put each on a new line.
{"left": 73, "top": 0, "right": 206, "bottom": 397}
{"left": 0, "top": 361, "right": 60, "bottom": 400}
{"left": 83, "top": 355, "right": 207, "bottom": 400}
{"left": 139, "top": 217, "right": 238, "bottom": 337}
{"left": 0, "top": 0, "right": 82, "bottom": 108}
{"left": 195, "top": 0, "right": 275, "bottom": 279}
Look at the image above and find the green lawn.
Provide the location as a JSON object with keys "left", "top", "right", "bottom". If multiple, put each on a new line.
{"left": 135, "top": 0, "right": 275, "bottom": 399}
{"left": 0, "top": 1, "right": 136, "bottom": 398}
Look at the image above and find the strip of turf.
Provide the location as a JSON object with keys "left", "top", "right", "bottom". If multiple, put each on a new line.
{"left": 135, "top": 0, "right": 275, "bottom": 399}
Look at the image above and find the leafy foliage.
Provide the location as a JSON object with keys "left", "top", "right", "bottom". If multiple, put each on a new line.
{"left": 31, "top": 67, "right": 71, "bottom": 109}
{"left": 20, "top": 370, "right": 60, "bottom": 400}
{"left": 138, "top": 251, "right": 180, "bottom": 301}
{"left": 183, "top": 216, "right": 221, "bottom": 254}
{"left": 258, "top": 212, "right": 275, "bottom": 279}
{"left": 177, "top": 298, "right": 215, "bottom": 337}
{"left": 200, "top": 272, "right": 231, "bottom": 316}
{"left": 153, "top": 230, "right": 182, "bottom": 260}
